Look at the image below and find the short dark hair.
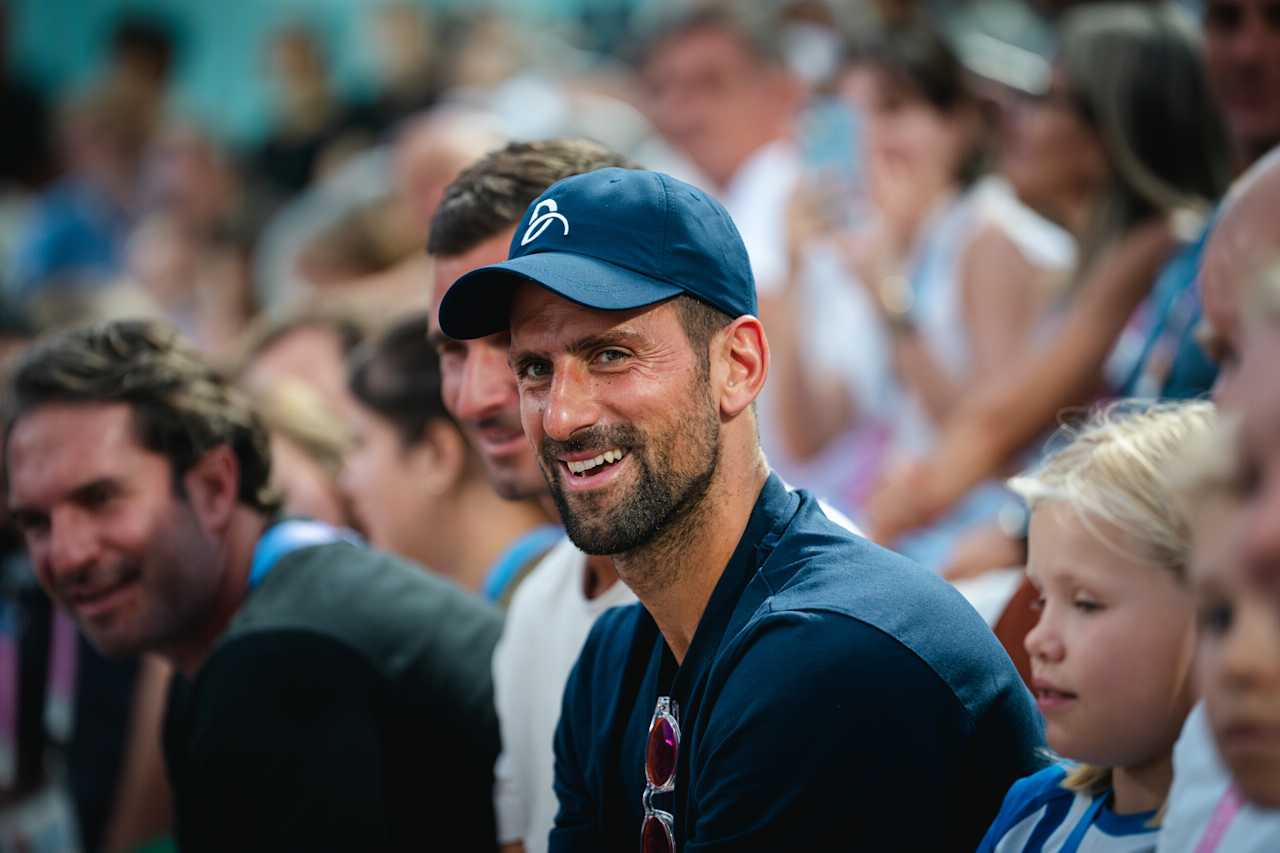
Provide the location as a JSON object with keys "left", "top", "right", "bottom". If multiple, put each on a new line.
{"left": 427, "top": 138, "right": 635, "bottom": 257}
{"left": 673, "top": 294, "right": 733, "bottom": 378}
{"left": 108, "top": 14, "right": 179, "bottom": 82}
{"left": 3, "top": 319, "right": 279, "bottom": 513}
{"left": 347, "top": 312, "right": 452, "bottom": 447}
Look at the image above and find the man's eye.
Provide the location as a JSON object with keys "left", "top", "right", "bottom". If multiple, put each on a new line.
{"left": 80, "top": 483, "right": 118, "bottom": 509}
{"left": 517, "top": 359, "right": 551, "bottom": 381}
{"left": 595, "top": 349, "right": 627, "bottom": 365}
{"left": 11, "top": 512, "right": 48, "bottom": 536}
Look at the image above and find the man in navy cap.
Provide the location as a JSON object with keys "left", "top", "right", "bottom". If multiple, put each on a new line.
{"left": 437, "top": 167, "right": 1043, "bottom": 851}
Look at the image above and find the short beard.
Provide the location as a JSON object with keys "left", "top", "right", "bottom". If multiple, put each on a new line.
{"left": 541, "top": 386, "right": 720, "bottom": 558}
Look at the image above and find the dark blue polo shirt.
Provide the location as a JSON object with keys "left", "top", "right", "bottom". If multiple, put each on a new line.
{"left": 550, "top": 474, "right": 1044, "bottom": 852}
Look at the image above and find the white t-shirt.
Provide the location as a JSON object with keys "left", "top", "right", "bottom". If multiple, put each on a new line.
{"left": 491, "top": 537, "right": 637, "bottom": 853}
{"left": 1158, "top": 703, "right": 1280, "bottom": 852}
{"left": 719, "top": 139, "right": 802, "bottom": 298}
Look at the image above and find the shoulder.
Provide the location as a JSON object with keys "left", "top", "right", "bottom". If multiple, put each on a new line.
{"left": 978, "top": 764, "right": 1075, "bottom": 851}
{"left": 771, "top": 493, "right": 1018, "bottom": 691}
{"left": 504, "top": 536, "right": 582, "bottom": 614}
{"left": 231, "top": 540, "right": 503, "bottom": 681}
{"left": 1000, "top": 764, "right": 1073, "bottom": 817}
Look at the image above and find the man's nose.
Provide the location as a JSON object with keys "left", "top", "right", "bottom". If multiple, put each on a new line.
{"left": 455, "top": 346, "right": 518, "bottom": 423}
{"left": 543, "top": 361, "right": 601, "bottom": 443}
{"left": 45, "top": 507, "right": 101, "bottom": 585}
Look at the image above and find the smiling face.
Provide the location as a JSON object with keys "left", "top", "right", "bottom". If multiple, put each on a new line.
{"left": 508, "top": 287, "right": 721, "bottom": 557}
{"left": 430, "top": 231, "right": 547, "bottom": 502}
{"left": 1024, "top": 502, "right": 1197, "bottom": 769}
{"left": 6, "top": 402, "right": 224, "bottom": 659}
{"left": 1204, "top": 0, "right": 1280, "bottom": 165}
{"left": 641, "top": 25, "right": 793, "bottom": 188}
{"left": 1000, "top": 69, "right": 1106, "bottom": 227}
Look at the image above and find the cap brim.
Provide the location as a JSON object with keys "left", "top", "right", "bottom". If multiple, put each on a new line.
{"left": 437, "top": 251, "right": 684, "bottom": 340}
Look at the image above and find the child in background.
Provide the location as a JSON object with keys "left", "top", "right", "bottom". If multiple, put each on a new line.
{"left": 977, "top": 401, "right": 1214, "bottom": 852}
{"left": 1156, "top": 416, "right": 1280, "bottom": 852}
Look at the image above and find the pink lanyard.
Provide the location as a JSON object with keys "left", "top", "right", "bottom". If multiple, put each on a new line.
{"left": 1195, "top": 785, "right": 1244, "bottom": 853}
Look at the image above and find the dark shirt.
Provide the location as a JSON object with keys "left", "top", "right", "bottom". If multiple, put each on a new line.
{"left": 164, "top": 531, "right": 504, "bottom": 852}
{"left": 551, "top": 474, "right": 1044, "bottom": 852}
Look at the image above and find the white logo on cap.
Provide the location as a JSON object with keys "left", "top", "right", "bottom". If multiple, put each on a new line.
{"left": 521, "top": 199, "right": 570, "bottom": 246}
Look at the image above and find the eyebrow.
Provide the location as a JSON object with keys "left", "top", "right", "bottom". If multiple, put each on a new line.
{"left": 510, "top": 328, "right": 645, "bottom": 367}
{"left": 8, "top": 477, "right": 120, "bottom": 519}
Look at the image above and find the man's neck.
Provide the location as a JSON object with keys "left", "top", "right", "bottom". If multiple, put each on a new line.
{"left": 165, "top": 510, "right": 267, "bottom": 679}
{"left": 615, "top": 453, "right": 769, "bottom": 664}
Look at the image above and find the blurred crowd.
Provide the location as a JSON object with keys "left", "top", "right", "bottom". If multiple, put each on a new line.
{"left": 0, "top": 0, "right": 1278, "bottom": 850}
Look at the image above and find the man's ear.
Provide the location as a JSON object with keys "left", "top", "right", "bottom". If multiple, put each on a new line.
{"left": 714, "top": 316, "right": 769, "bottom": 419}
{"left": 183, "top": 444, "right": 240, "bottom": 537}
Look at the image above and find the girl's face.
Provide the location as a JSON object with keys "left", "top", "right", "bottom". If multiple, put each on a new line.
{"left": 1000, "top": 67, "right": 1106, "bottom": 226}
{"left": 858, "top": 66, "right": 973, "bottom": 219}
{"left": 1192, "top": 499, "right": 1280, "bottom": 807}
{"left": 1025, "top": 502, "right": 1197, "bottom": 769}
{"left": 340, "top": 406, "right": 440, "bottom": 557}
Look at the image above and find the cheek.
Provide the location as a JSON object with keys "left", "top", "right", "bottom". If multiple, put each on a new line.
{"left": 439, "top": 361, "right": 463, "bottom": 413}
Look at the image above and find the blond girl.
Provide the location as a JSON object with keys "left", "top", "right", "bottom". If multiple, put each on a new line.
{"left": 977, "top": 401, "right": 1216, "bottom": 852}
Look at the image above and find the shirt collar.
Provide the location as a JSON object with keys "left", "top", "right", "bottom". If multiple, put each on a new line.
{"left": 667, "top": 472, "right": 799, "bottom": 696}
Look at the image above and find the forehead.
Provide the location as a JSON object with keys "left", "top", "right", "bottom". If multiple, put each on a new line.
{"left": 508, "top": 284, "right": 676, "bottom": 349}
{"left": 7, "top": 402, "right": 150, "bottom": 500}
{"left": 646, "top": 25, "right": 756, "bottom": 75}
{"left": 1026, "top": 501, "right": 1156, "bottom": 583}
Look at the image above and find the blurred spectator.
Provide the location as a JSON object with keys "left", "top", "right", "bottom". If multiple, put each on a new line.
{"left": 1203, "top": 0, "right": 1280, "bottom": 173}
{"left": 99, "top": 14, "right": 180, "bottom": 139}
{"left": 12, "top": 86, "right": 151, "bottom": 298}
{"left": 247, "top": 24, "right": 373, "bottom": 207}
{"left": 773, "top": 24, "right": 1072, "bottom": 559}
{"left": 343, "top": 312, "right": 556, "bottom": 604}
{"left": 255, "top": 105, "right": 503, "bottom": 316}
{"left": 0, "top": 5, "right": 54, "bottom": 193}
{"left": 233, "top": 308, "right": 366, "bottom": 423}
{"left": 635, "top": 3, "right": 825, "bottom": 500}
{"left": 1155, "top": 150, "right": 1280, "bottom": 851}
{"left": 251, "top": 379, "right": 355, "bottom": 529}
{"left": 350, "top": 2, "right": 446, "bottom": 137}
{"left": 868, "top": 2, "right": 1233, "bottom": 552}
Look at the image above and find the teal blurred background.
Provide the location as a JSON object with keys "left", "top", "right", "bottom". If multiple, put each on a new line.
{"left": 5, "top": 0, "right": 636, "bottom": 145}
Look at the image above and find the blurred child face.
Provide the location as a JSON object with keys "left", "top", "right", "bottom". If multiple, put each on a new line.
{"left": 1025, "top": 502, "right": 1197, "bottom": 770}
{"left": 1191, "top": 497, "right": 1280, "bottom": 807}
{"left": 1236, "top": 314, "right": 1280, "bottom": 596}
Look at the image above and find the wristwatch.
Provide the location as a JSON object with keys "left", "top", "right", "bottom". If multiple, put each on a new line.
{"left": 878, "top": 273, "right": 916, "bottom": 335}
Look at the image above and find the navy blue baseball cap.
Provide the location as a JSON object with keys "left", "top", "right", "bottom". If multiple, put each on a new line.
{"left": 436, "top": 167, "right": 757, "bottom": 340}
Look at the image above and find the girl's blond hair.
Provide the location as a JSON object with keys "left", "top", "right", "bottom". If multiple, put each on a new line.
{"left": 1009, "top": 400, "right": 1219, "bottom": 805}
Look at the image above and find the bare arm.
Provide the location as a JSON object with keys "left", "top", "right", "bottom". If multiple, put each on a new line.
{"left": 868, "top": 219, "right": 1177, "bottom": 542}
{"left": 763, "top": 188, "right": 863, "bottom": 463}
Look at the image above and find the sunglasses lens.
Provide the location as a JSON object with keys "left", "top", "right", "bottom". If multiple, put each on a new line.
{"left": 646, "top": 712, "right": 678, "bottom": 787}
{"left": 642, "top": 813, "right": 676, "bottom": 853}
